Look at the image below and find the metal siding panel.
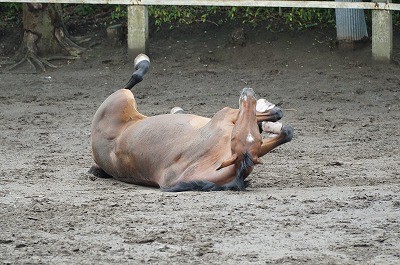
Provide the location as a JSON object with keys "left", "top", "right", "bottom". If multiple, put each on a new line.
{"left": 335, "top": 0, "right": 368, "bottom": 41}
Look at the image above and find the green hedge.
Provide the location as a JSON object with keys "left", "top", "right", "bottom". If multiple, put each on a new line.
{"left": 1, "top": 3, "right": 399, "bottom": 31}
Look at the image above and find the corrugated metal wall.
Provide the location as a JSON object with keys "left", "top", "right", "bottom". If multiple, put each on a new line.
{"left": 335, "top": 0, "right": 368, "bottom": 41}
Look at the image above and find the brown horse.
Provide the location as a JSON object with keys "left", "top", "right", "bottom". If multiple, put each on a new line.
{"left": 89, "top": 54, "right": 293, "bottom": 191}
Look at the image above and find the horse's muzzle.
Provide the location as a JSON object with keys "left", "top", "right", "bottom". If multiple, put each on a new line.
{"left": 240, "top": 87, "right": 256, "bottom": 100}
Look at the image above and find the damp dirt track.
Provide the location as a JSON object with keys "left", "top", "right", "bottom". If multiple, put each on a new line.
{"left": 1, "top": 24, "right": 400, "bottom": 264}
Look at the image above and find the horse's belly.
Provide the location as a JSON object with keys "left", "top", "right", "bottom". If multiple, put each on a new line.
{"left": 113, "top": 115, "right": 204, "bottom": 185}
{"left": 103, "top": 113, "right": 233, "bottom": 187}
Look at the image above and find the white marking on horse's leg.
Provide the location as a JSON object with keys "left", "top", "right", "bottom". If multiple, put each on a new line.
{"left": 171, "top": 107, "right": 184, "bottom": 114}
{"left": 134, "top": 54, "right": 150, "bottom": 67}
{"left": 262, "top": 121, "right": 282, "bottom": 134}
{"left": 256, "top": 99, "right": 275, "bottom": 113}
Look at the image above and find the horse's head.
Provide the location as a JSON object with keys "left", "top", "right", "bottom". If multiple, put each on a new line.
{"left": 236, "top": 88, "right": 264, "bottom": 166}
{"left": 219, "top": 88, "right": 263, "bottom": 178}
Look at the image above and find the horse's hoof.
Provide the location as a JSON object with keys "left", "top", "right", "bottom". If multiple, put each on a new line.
{"left": 282, "top": 125, "right": 294, "bottom": 143}
{"left": 134, "top": 54, "right": 150, "bottom": 68}
{"left": 256, "top": 98, "right": 275, "bottom": 113}
{"left": 171, "top": 107, "right": 185, "bottom": 114}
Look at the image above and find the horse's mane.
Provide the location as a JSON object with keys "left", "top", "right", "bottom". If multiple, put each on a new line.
{"left": 164, "top": 152, "right": 253, "bottom": 192}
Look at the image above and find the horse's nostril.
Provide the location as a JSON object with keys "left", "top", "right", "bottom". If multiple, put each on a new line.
{"left": 241, "top": 87, "right": 255, "bottom": 97}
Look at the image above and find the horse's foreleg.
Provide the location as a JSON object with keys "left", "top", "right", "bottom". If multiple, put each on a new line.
{"left": 256, "top": 107, "right": 283, "bottom": 123}
{"left": 258, "top": 125, "right": 293, "bottom": 157}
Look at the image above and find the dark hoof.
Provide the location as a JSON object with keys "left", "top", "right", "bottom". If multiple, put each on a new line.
{"left": 88, "top": 165, "right": 112, "bottom": 178}
{"left": 270, "top": 107, "right": 283, "bottom": 122}
{"left": 281, "top": 125, "right": 294, "bottom": 143}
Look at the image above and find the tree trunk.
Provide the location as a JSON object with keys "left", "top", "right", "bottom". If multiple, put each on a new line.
{"left": 23, "top": 3, "right": 64, "bottom": 55}
{"left": 6, "top": 3, "right": 85, "bottom": 72}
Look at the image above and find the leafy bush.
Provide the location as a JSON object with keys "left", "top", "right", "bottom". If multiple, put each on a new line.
{"left": 73, "top": 4, "right": 95, "bottom": 16}
{"left": 0, "top": 3, "right": 22, "bottom": 22}
{"left": 0, "top": 3, "right": 399, "bottom": 29}
{"left": 148, "top": 6, "right": 337, "bottom": 30}
{"left": 111, "top": 5, "right": 127, "bottom": 20}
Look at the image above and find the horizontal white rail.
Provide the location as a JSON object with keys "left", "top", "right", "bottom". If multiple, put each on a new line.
{"left": 0, "top": 0, "right": 399, "bottom": 11}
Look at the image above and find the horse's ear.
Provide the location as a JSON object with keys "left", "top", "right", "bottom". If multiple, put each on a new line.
{"left": 217, "top": 154, "right": 237, "bottom": 170}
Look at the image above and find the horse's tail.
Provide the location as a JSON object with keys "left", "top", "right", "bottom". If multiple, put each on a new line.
{"left": 163, "top": 152, "right": 253, "bottom": 192}
{"left": 123, "top": 54, "right": 150, "bottom": 90}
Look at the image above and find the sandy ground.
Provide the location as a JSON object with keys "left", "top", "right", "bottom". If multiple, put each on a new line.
{"left": 1, "top": 24, "right": 400, "bottom": 264}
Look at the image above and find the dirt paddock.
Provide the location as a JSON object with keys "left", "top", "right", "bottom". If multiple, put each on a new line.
{"left": 1, "top": 24, "right": 399, "bottom": 264}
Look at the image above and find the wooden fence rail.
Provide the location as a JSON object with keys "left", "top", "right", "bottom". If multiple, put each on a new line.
{"left": 1, "top": 0, "right": 400, "bottom": 10}
{"left": 1, "top": 0, "right": 398, "bottom": 61}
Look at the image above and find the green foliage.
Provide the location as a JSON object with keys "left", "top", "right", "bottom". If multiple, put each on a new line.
{"left": 149, "top": 6, "right": 218, "bottom": 27}
{"left": 282, "top": 8, "right": 335, "bottom": 30}
{"left": 111, "top": 5, "right": 127, "bottom": 20}
{"left": 148, "top": 6, "right": 336, "bottom": 31}
{"left": 73, "top": 4, "right": 95, "bottom": 16}
{"left": 2, "top": 3, "right": 397, "bottom": 30}
{"left": 0, "top": 3, "right": 22, "bottom": 22}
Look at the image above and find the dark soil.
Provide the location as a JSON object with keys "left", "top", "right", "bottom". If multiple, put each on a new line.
{"left": 1, "top": 19, "right": 399, "bottom": 264}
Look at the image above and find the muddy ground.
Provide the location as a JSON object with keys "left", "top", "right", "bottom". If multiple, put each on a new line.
{"left": 1, "top": 23, "right": 400, "bottom": 264}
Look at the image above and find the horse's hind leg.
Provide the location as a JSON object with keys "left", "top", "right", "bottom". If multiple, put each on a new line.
{"left": 123, "top": 54, "right": 150, "bottom": 90}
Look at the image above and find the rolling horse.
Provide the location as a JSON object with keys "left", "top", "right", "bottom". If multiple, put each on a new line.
{"left": 89, "top": 54, "right": 293, "bottom": 191}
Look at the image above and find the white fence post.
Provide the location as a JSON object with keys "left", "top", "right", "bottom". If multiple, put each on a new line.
{"left": 372, "top": 0, "right": 393, "bottom": 62}
{"left": 127, "top": 5, "right": 149, "bottom": 58}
